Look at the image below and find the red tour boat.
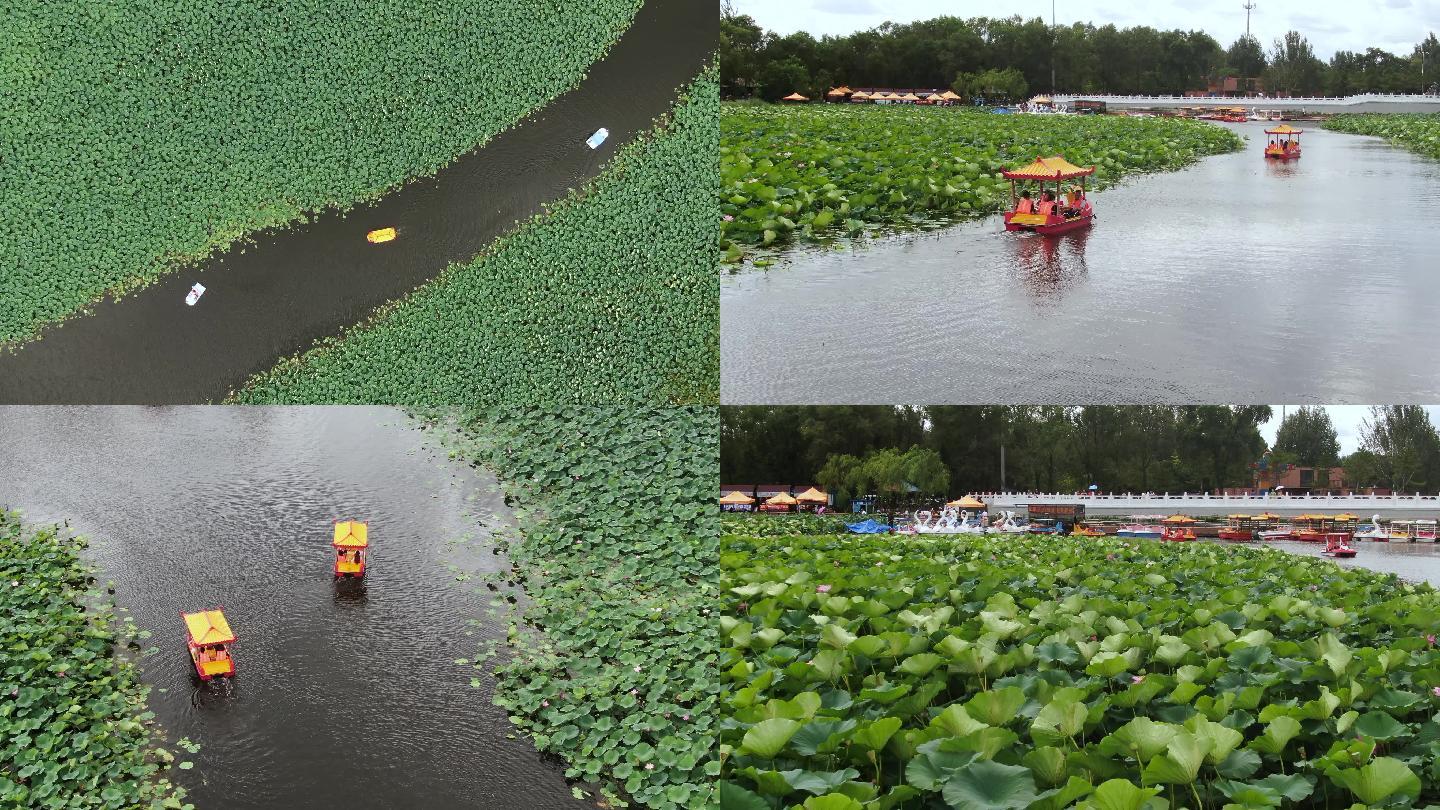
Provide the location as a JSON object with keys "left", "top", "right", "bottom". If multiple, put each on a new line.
{"left": 333, "top": 520, "right": 369, "bottom": 578}
{"left": 1217, "top": 514, "right": 1255, "bottom": 541}
{"left": 1002, "top": 156, "right": 1096, "bottom": 236}
{"left": 1321, "top": 534, "right": 1358, "bottom": 558}
{"left": 1264, "top": 125, "right": 1302, "bottom": 160}
{"left": 1160, "top": 514, "right": 1197, "bottom": 541}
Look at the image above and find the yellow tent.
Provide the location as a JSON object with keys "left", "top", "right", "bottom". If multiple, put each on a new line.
{"left": 333, "top": 520, "right": 369, "bottom": 549}
{"left": 901, "top": 92, "right": 920, "bottom": 101}
{"left": 826, "top": 86, "right": 852, "bottom": 96}
{"left": 795, "top": 487, "right": 829, "bottom": 503}
{"left": 1265, "top": 124, "right": 1303, "bottom": 134}
{"left": 947, "top": 495, "right": 987, "bottom": 509}
{"left": 850, "top": 91, "right": 871, "bottom": 100}
{"left": 720, "top": 491, "right": 755, "bottom": 505}
{"left": 781, "top": 92, "right": 809, "bottom": 102}
{"left": 939, "top": 90, "right": 962, "bottom": 100}
{"left": 765, "top": 492, "right": 799, "bottom": 505}
{"left": 182, "top": 609, "right": 235, "bottom": 646}
{"left": 1002, "top": 155, "right": 1096, "bottom": 180}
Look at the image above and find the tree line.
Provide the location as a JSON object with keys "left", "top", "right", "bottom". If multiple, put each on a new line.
{"left": 720, "top": 406, "right": 1440, "bottom": 502}
{"left": 721, "top": 5, "right": 1440, "bottom": 102}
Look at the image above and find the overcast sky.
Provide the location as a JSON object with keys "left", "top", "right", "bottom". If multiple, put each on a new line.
{"left": 731, "top": 0, "right": 1439, "bottom": 62}
{"left": 1259, "top": 406, "right": 1440, "bottom": 455}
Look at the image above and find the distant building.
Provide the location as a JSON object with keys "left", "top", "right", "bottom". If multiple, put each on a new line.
{"left": 1186, "top": 76, "right": 1271, "bottom": 98}
{"left": 1215, "top": 464, "right": 1378, "bottom": 496}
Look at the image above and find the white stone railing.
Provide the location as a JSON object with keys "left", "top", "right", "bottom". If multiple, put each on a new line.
{"left": 1051, "top": 93, "right": 1440, "bottom": 108}
{"left": 979, "top": 491, "right": 1440, "bottom": 510}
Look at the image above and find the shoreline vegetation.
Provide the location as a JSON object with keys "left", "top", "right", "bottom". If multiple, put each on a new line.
{"left": 419, "top": 407, "right": 718, "bottom": 810}
{"left": 0, "top": 1, "right": 643, "bottom": 345}
{"left": 0, "top": 510, "right": 188, "bottom": 810}
{"left": 720, "top": 519, "right": 1440, "bottom": 809}
{"left": 233, "top": 68, "right": 719, "bottom": 406}
{"left": 720, "top": 104, "right": 1243, "bottom": 266}
{"left": 1324, "top": 114, "right": 1440, "bottom": 160}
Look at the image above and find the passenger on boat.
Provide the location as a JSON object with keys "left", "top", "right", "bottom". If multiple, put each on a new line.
{"left": 1037, "top": 191, "right": 1057, "bottom": 216}
{"left": 1015, "top": 191, "right": 1034, "bottom": 214}
{"left": 1063, "top": 186, "right": 1086, "bottom": 217}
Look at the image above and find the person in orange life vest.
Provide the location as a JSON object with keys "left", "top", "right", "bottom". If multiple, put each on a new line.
{"left": 1014, "top": 191, "right": 1035, "bottom": 214}
{"left": 1037, "top": 191, "right": 1057, "bottom": 216}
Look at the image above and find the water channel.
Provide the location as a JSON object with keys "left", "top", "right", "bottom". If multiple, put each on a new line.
{"left": 0, "top": 406, "right": 586, "bottom": 808}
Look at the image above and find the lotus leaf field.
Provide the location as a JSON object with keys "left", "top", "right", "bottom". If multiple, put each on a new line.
{"left": 0, "top": 0, "right": 641, "bottom": 344}
{"left": 719, "top": 105, "right": 1243, "bottom": 264}
{"left": 423, "top": 406, "right": 719, "bottom": 809}
{"left": 723, "top": 513, "right": 873, "bottom": 538}
{"left": 1324, "top": 115, "right": 1440, "bottom": 161}
{"left": 234, "top": 70, "right": 718, "bottom": 406}
{"left": 0, "top": 510, "right": 188, "bottom": 809}
{"left": 720, "top": 529, "right": 1440, "bottom": 809}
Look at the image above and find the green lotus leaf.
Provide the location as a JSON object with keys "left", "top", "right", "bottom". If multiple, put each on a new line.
{"left": 1329, "top": 756, "right": 1421, "bottom": 805}
{"left": 741, "top": 718, "right": 802, "bottom": 758}
{"left": 940, "top": 760, "right": 1040, "bottom": 810}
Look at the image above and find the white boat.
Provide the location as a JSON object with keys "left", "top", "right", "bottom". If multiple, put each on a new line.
{"left": 185, "top": 283, "right": 206, "bottom": 306}
{"left": 585, "top": 127, "right": 610, "bottom": 149}
{"left": 1354, "top": 514, "right": 1390, "bottom": 541}
{"left": 1258, "top": 527, "right": 1293, "bottom": 541}
{"left": 1415, "top": 519, "right": 1437, "bottom": 542}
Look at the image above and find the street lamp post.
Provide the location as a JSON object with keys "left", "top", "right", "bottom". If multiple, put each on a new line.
{"left": 1050, "top": 0, "right": 1057, "bottom": 96}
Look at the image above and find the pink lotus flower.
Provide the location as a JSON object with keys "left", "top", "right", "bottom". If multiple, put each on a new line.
{"left": 1433, "top": 686, "right": 1440, "bottom": 697}
{"left": 633, "top": 665, "right": 642, "bottom": 672}
{"left": 541, "top": 700, "right": 550, "bottom": 708}
{"left": 682, "top": 714, "right": 691, "bottom": 721}
{"left": 1428, "top": 634, "right": 1436, "bottom": 647}
{"left": 645, "top": 763, "right": 655, "bottom": 771}
{"left": 1132, "top": 675, "right": 1144, "bottom": 684}
{"left": 722, "top": 215, "right": 734, "bottom": 222}
{"left": 816, "top": 584, "right": 832, "bottom": 593}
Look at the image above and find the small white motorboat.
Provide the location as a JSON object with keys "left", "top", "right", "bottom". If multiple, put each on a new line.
{"left": 185, "top": 283, "right": 206, "bottom": 306}
{"left": 585, "top": 127, "right": 610, "bottom": 149}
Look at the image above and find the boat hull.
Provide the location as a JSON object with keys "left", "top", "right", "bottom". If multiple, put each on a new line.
{"left": 1217, "top": 529, "right": 1253, "bottom": 541}
{"left": 1264, "top": 149, "right": 1301, "bottom": 160}
{"left": 1005, "top": 211, "right": 1094, "bottom": 236}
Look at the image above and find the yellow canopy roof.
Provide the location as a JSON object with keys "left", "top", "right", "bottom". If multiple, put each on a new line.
{"left": 333, "top": 520, "right": 369, "bottom": 549}
{"left": 1031, "top": 95, "right": 1053, "bottom": 103}
{"left": 1002, "top": 155, "right": 1096, "bottom": 180}
{"left": 827, "top": 86, "right": 852, "bottom": 95}
{"left": 1253, "top": 512, "right": 1281, "bottom": 520}
{"left": 901, "top": 92, "right": 920, "bottom": 100}
{"left": 720, "top": 491, "right": 755, "bottom": 504}
{"left": 1162, "top": 514, "right": 1196, "bottom": 523}
{"left": 795, "top": 487, "right": 828, "bottom": 503}
{"left": 182, "top": 609, "right": 235, "bottom": 646}
{"left": 947, "top": 495, "right": 987, "bottom": 508}
{"left": 850, "top": 91, "right": 871, "bottom": 98}
{"left": 939, "top": 90, "right": 962, "bottom": 100}
{"left": 1333, "top": 513, "right": 1359, "bottom": 520}
{"left": 1226, "top": 514, "right": 1252, "bottom": 519}
{"left": 1265, "top": 124, "right": 1303, "bottom": 134}
{"left": 782, "top": 92, "right": 808, "bottom": 101}
{"left": 765, "top": 492, "right": 798, "bottom": 505}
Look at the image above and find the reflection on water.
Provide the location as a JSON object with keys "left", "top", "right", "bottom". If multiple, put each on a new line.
{"left": 722, "top": 124, "right": 1440, "bottom": 403}
{"left": 0, "top": 407, "right": 586, "bottom": 809}
{"left": 1011, "top": 227, "right": 1092, "bottom": 301}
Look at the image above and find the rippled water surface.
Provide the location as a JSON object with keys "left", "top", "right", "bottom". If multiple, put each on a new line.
{"left": 721, "top": 123, "right": 1440, "bottom": 403}
{"left": 1265, "top": 538, "right": 1440, "bottom": 585}
{"left": 0, "top": 407, "right": 585, "bottom": 809}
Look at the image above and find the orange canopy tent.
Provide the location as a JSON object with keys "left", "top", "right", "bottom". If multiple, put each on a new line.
{"left": 946, "top": 495, "right": 987, "bottom": 509}
{"left": 720, "top": 491, "right": 756, "bottom": 505}
{"left": 901, "top": 92, "right": 920, "bottom": 101}
{"left": 850, "top": 91, "right": 871, "bottom": 100}
{"left": 938, "top": 90, "right": 961, "bottom": 101}
{"left": 781, "top": 92, "right": 809, "bottom": 102}
{"left": 826, "top": 86, "right": 852, "bottom": 97}
{"left": 1002, "top": 156, "right": 1097, "bottom": 181}
{"left": 765, "top": 492, "right": 799, "bottom": 505}
{"left": 1161, "top": 514, "right": 1196, "bottom": 523}
{"left": 795, "top": 487, "right": 829, "bottom": 504}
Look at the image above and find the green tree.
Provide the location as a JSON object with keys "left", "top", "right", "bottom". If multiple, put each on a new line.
{"left": 1360, "top": 406, "right": 1440, "bottom": 492}
{"left": 1226, "top": 35, "right": 1266, "bottom": 78}
{"left": 902, "top": 446, "right": 951, "bottom": 497}
{"left": 719, "top": 4, "right": 765, "bottom": 98}
{"left": 1272, "top": 406, "right": 1341, "bottom": 467}
{"left": 1265, "top": 31, "right": 1324, "bottom": 95}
